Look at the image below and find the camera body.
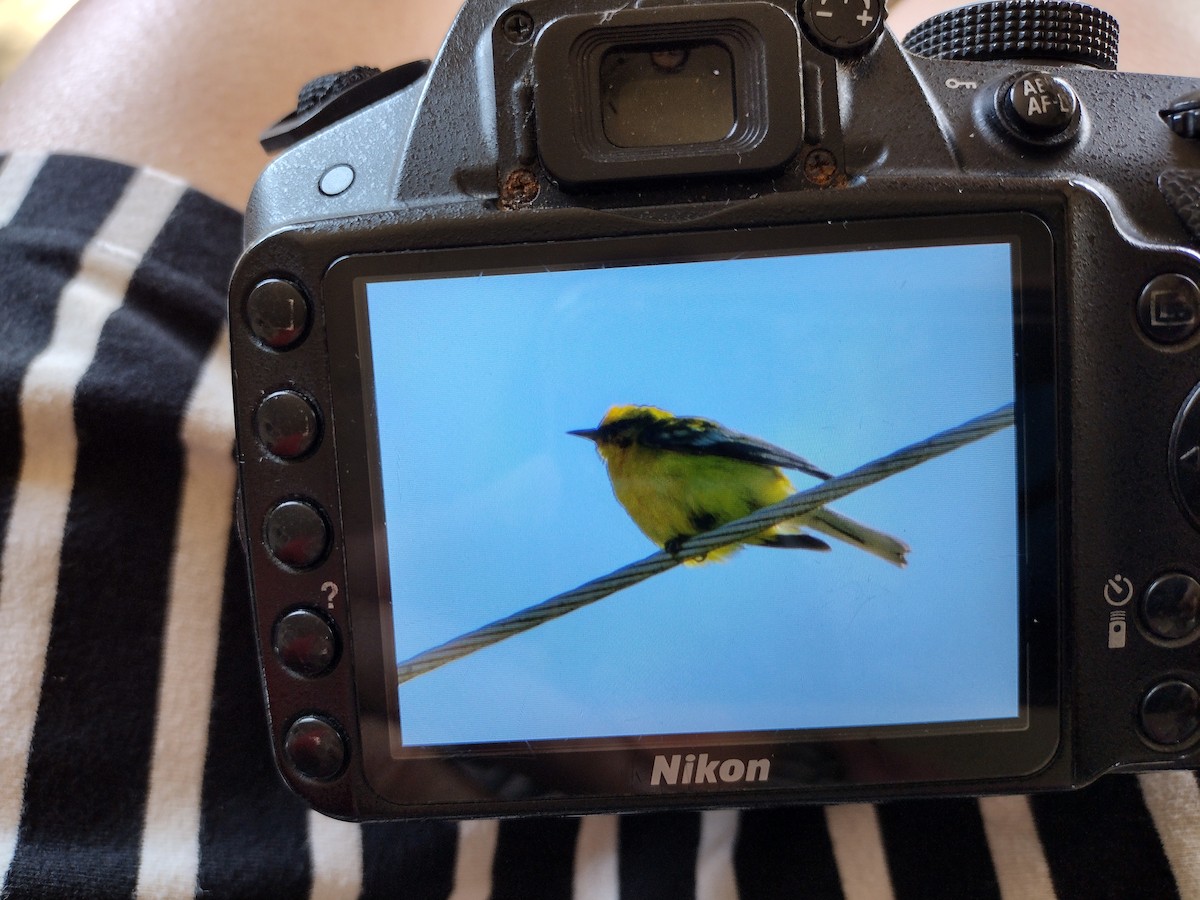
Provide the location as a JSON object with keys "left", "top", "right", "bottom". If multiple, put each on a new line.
{"left": 229, "top": 0, "right": 1200, "bottom": 819}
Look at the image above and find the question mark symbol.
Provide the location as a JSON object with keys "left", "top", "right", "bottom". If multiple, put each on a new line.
{"left": 321, "top": 582, "right": 339, "bottom": 610}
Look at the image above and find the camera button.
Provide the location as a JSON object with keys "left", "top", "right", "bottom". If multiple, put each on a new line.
{"left": 800, "top": 0, "right": 885, "bottom": 54}
{"left": 1137, "top": 274, "right": 1200, "bottom": 345}
{"left": 319, "top": 165, "right": 355, "bottom": 197}
{"left": 1141, "top": 574, "right": 1200, "bottom": 644}
{"left": 284, "top": 715, "right": 347, "bottom": 780}
{"left": 1161, "top": 90, "right": 1200, "bottom": 140}
{"left": 246, "top": 278, "right": 310, "bottom": 351}
{"left": 273, "top": 609, "right": 340, "bottom": 677}
{"left": 1139, "top": 680, "right": 1200, "bottom": 748}
{"left": 264, "top": 499, "right": 330, "bottom": 570}
{"left": 1002, "top": 71, "right": 1079, "bottom": 142}
{"left": 256, "top": 390, "right": 321, "bottom": 459}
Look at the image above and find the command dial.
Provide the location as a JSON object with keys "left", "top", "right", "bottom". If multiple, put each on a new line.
{"left": 901, "top": 0, "right": 1119, "bottom": 70}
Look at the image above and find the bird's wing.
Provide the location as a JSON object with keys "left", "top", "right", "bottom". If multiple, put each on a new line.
{"left": 638, "top": 416, "right": 833, "bottom": 480}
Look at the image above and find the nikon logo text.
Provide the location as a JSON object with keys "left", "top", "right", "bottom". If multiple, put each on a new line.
{"left": 650, "top": 753, "right": 770, "bottom": 786}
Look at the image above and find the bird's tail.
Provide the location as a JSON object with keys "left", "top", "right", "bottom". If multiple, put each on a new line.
{"left": 805, "top": 508, "right": 909, "bottom": 568}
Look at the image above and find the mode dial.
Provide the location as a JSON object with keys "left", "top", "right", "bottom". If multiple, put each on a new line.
{"left": 901, "top": 0, "right": 1119, "bottom": 70}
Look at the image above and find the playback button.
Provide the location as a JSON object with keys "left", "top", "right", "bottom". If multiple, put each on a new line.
{"left": 247, "top": 278, "right": 310, "bottom": 351}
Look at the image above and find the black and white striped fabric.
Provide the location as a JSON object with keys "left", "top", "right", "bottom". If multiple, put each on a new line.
{"left": 1, "top": 152, "right": 1198, "bottom": 898}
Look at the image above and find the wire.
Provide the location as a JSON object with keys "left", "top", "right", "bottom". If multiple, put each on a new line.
{"left": 396, "top": 402, "right": 1015, "bottom": 685}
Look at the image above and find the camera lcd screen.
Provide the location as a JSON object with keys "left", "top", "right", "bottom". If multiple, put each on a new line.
{"left": 343, "top": 219, "right": 1052, "bottom": 767}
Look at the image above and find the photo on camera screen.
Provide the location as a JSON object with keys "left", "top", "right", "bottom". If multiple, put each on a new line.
{"left": 362, "top": 237, "right": 1021, "bottom": 750}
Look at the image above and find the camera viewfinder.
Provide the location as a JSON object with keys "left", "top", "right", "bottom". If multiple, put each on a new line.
{"left": 599, "top": 42, "right": 736, "bottom": 148}
{"left": 532, "top": 3, "right": 803, "bottom": 186}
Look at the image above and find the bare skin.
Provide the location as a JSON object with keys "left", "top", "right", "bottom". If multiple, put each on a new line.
{"left": 0, "top": 0, "right": 461, "bottom": 208}
{"left": 0, "top": 0, "right": 1195, "bottom": 208}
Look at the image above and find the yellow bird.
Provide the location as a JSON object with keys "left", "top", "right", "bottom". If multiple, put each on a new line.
{"left": 569, "top": 405, "right": 908, "bottom": 566}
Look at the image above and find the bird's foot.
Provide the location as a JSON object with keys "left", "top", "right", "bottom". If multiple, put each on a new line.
{"left": 665, "top": 535, "right": 708, "bottom": 563}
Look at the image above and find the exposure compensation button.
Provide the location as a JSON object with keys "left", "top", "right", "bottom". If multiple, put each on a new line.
{"left": 800, "top": 0, "right": 886, "bottom": 55}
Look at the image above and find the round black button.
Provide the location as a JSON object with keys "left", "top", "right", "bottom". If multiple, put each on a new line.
{"left": 247, "top": 279, "right": 310, "bottom": 350}
{"left": 800, "top": 0, "right": 885, "bottom": 54}
{"left": 1140, "top": 680, "right": 1200, "bottom": 747}
{"left": 284, "top": 715, "right": 347, "bottom": 780}
{"left": 256, "top": 391, "right": 321, "bottom": 459}
{"left": 1004, "top": 71, "right": 1079, "bottom": 139}
{"left": 1142, "top": 574, "right": 1200, "bottom": 643}
{"left": 1170, "top": 382, "right": 1200, "bottom": 530}
{"left": 273, "top": 609, "right": 340, "bottom": 677}
{"left": 264, "top": 500, "right": 330, "bottom": 569}
{"left": 1138, "top": 274, "right": 1200, "bottom": 345}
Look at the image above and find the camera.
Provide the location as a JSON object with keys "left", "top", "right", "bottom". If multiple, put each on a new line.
{"left": 229, "top": 0, "right": 1200, "bottom": 819}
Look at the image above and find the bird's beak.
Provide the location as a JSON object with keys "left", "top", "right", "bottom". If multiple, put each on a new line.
{"left": 568, "top": 428, "right": 601, "bottom": 442}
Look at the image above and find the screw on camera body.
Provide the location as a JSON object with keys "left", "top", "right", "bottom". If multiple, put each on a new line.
{"left": 502, "top": 10, "right": 534, "bottom": 44}
{"left": 803, "top": 148, "right": 839, "bottom": 186}
{"left": 500, "top": 168, "right": 540, "bottom": 208}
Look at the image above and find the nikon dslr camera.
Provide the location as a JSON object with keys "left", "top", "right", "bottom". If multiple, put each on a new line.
{"left": 229, "top": 0, "right": 1200, "bottom": 819}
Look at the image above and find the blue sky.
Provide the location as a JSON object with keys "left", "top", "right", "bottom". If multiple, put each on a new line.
{"left": 364, "top": 240, "right": 1021, "bottom": 746}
